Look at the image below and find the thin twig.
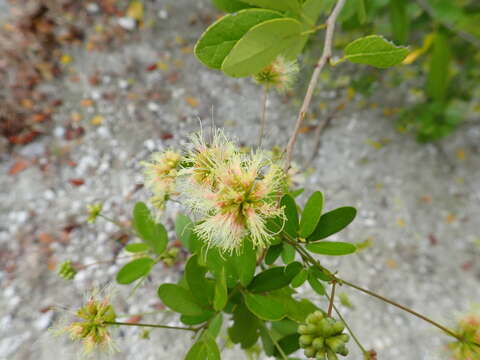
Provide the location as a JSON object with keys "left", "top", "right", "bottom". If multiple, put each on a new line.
{"left": 284, "top": 0, "right": 347, "bottom": 171}
{"left": 327, "top": 281, "right": 336, "bottom": 317}
{"left": 332, "top": 303, "right": 367, "bottom": 354}
{"left": 105, "top": 321, "right": 197, "bottom": 332}
{"left": 257, "top": 86, "right": 269, "bottom": 148}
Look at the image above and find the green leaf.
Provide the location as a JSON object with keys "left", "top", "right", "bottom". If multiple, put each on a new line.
{"left": 213, "top": 268, "right": 228, "bottom": 311}
{"left": 389, "top": 0, "right": 408, "bottom": 44}
{"left": 241, "top": 0, "right": 301, "bottom": 13}
{"left": 248, "top": 267, "right": 291, "bottom": 293}
{"left": 281, "top": 194, "right": 299, "bottom": 238}
{"left": 180, "top": 312, "right": 215, "bottom": 325}
{"left": 185, "top": 255, "right": 214, "bottom": 306}
{"left": 116, "top": 257, "right": 154, "bottom": 284}
{"left": 299, "top": 191, "right": 324, "bottom": 238}
{"left": 259, "top": 325, "right": 275, "bottom": 356}
{"left": 306, "top": 241, "right": 357, "bottom": 256}
{"left": 221, "top": 18, "right": 303, "bottom": 77}
{"left": 211, "top": 0, "right": 250, "bottom": 13}
{"left": 194, "top": 9, "right": 283, "bottom": 70}
{"left": 244, "top": 293, "right": 286, "bottom": 321}
{"left": 307, "top": 206, "right": 357, "bottom": 241}
{"left": 133, "top": 202, "right": 168, "bottom": 255}
{"left": 271, "top": 319, "right": 299, "bottom": 336}
{"left": 228, "top": 303, "right": 260, "bottom": 348}
{"left": 284, "top": 261, "right": 302, "bottom": 281}
{"left": 426, "top": 31, "right": 451, "bottom": 103}
{"left": 343, "top": 35, "right": 409, "bottom": 68}
{"left": 175, "top": 214, "right": 194, "bottom": 251}
{"left": 157, "top": 284, "right": 206, "bottom": 316}
{"left": 273, "top": 333, "right": 301, "bottom": 357}
{"left": 281, "top": 243, "right": 295, "bottom": 264}
{"left": 307, "top": 271, "right": 326, "bottom": 295}
{"left": 291, "top": 268, "right": 307, "bottom": 288}
{"left": 232, "top": 240, "right": 257, "bottom": 286}
{"left": 185, "top": 334, "right": 220, "bottom": 360}
{"left": 124, "top": 243, "right": 149, "bottom": 253}
{"left": 206, "top": 313, "right": 223, "bottom": 338}
{"left": 265, "top": 244, "right": 283, "bottom": 265}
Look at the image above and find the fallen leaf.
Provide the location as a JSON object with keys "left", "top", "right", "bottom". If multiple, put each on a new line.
{"left": 9, "top": 160, "right": 30, "bottom": 175}
{"left": 90, "top": 115, "right": 105, "bottom": 125}
{"left": 185, "top": 96, "right": 199, "bottom": 108}
{"left": 68, "top": 178, "right": 85, "bottom": 186}
{"left": 127, "top": 0, "right": 144, "bottom": 21}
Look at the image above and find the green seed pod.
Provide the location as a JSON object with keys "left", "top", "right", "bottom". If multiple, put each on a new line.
{"left": 312, "top": 337, "right": 325, "bottom": 350}
{"left": 318, "top": 318, "right": 335, "bottom": 337}
{"left": 300, "top": 335, "right": 314, "bottom": 346}
{"left": 298, "top": 325, "right": 309, "bottom": 335}
{"left": 332, "top": 320, "right": 345, "bottom": 334}
{"left": 313, "top": 310, "right": 325, "bottom": 322}
{"left": 338, "top": 334, "right": 350, "bottom": 343}
{"left": 306, "top": 313, "right": 317, "bottom": 324}
{"left": 337, "top": 345, "right": 349, "bottom": 357}
{"left": 315, "top": 349, "right": 327, "bottom": 360}
{"left": 306, "top": 323, "right": 317, "bottom": 334}
{"left": 326, "top": 348, "right": 339, "bottom": 360}
{"left": 325, "top": 336, "right": 345, "bottom": 353}
{"left": 304, "top": 346, "right": 316, "bottom": 358}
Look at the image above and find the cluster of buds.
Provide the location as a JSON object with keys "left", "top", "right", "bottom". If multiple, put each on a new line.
{"left": 57, "top": 260, "right": 77, "bottom": 280}
{"left": 159, "top": 247, "right": 180, "bottom": 266}
{"left": 298, "top": 311, "right": 350, "bottom": 359}
{"left": 142, "top": 130, "right": 287, "bottom": 253}
{"left": 65, "top": 294, "right": 117, "bottom": 355}
{"left": 447, "top": 311, "right": 480, "bottom": 360}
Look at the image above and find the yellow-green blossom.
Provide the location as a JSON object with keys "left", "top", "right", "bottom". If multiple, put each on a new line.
{"left": 447, "top": 309, "right": 480, "bottom": 360}
{"left": 142, "top": 150, "right": 181, "bottom": 214}
{"left": 57, "top": 291, "right": 117, "bottom": 356}
{"left": 254, "top": 56, "right": 299, "bottom": 92}
{"left": 188, "top": 151, "right": 286, "bottom": 253}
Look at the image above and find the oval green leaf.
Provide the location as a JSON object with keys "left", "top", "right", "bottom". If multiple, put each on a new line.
{"left": 281, "top": 194, "right": 299, "bottom": 238}
{"left": 194, "top": 9, "right": 283, "bottom": 69}
{"left": 242, "top": 0, "right": 301, "bottom": 13}
{"left": 175, "top": 214, "right": 193, "bottom": 250}
{"left": 248, "top": 267, "right": 291, "bottom": 293}
{"left": 291, "top": 268, "right": 308, "bottom": 288}
{"left": 213, "top": 268, "right": 228, "bottom": 311}
{"left": 244, "top": 293, "right": 286, "bottom": 321}
{"left": 185, "top": 255, "right": 214, "bottom": 306}
{"left": 157, "top": 284, "right": 206, "bottom": 316}
{"left": 299, "top": 191, "right": 324, "bottom": 238}
{"left": 133, "top": 202, "right": 168, "bottom": 255}
{"left": 306, "top": 241, "right": 357, "bottom": 256}
{"left": 307, "top": 206, "right": 357, "bottom": 241}
{"left": 307, "top": 271, "right": 326, "bottom": 296}
{"left": 221, "top": 17, "right": 303, "bottom": 77}
{"left": 116, "top": 257, "right": 154, "bottom": 284}
{"left": 211, "top": 0, "right": 250, "bottom": 13}
{"left": 124, "top": 243, "right": 149, "bottom": 253}
{"left": 343, "top": 35, "right": 409, "bottom": 68}
{"left": 232, "top": 240, "right": 257, "bottom": 286}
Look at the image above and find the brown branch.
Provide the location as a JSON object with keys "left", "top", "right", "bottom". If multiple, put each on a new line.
{"left": 284, "top": 0, "right": 347, "bottom": 171}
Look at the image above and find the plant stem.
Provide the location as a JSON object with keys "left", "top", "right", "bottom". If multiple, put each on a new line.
{"left": 257, "top": 86, "right": 269, "bottom": 148}
{"left": 260, "top": 322, "right": 288, "bottom": 360}
{"left": 104, "top": 321, "right": 197, "bottom": 332}
{"left": 287, "top": 239, "right": 467, "bottom": 343}
{"left": 284, "top": 0, "right": 347, "bottom": 171}
{"left": 327, "top": 280, "right": 336, "bottom": 317}
{"left": 332, "top": 303, "right": 367, "bottom": 354}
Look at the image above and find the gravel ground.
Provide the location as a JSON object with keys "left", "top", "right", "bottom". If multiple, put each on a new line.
{"left": 1, "top": 1, "right": 479, "bottom": 359}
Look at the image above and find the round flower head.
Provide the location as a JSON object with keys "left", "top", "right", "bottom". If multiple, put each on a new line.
{"left": 141, "top": 150, "right": 181, "bottom": 214}
{"left": 52, "top": 287, "right": 118, "bottom": 358}
{"left": 189, "top": 151, "right": 286, "bottom": 253}
{"left": 181, "top": 129, "right": 235, "bottom": 188}
{"left": 254, "top": 56, "right": 299, "bottom": 92}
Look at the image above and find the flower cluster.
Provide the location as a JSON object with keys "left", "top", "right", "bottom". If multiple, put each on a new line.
{"left": 142, "top": 150, "right": 182, "bottom": 214}
{"left": 447, "top": 310, "right": 480, "bottom": 360}
{"left": 142, "top": 130, "right": 287, "bottom": 253}
{"left": 61, "top": 292, "right": 117, "bottom": 356}
{"left": 254, "top": 56, "right": 299, "bottom": 92}
{"left": 298, "top": 311, "right": 350, "bottom": 359}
